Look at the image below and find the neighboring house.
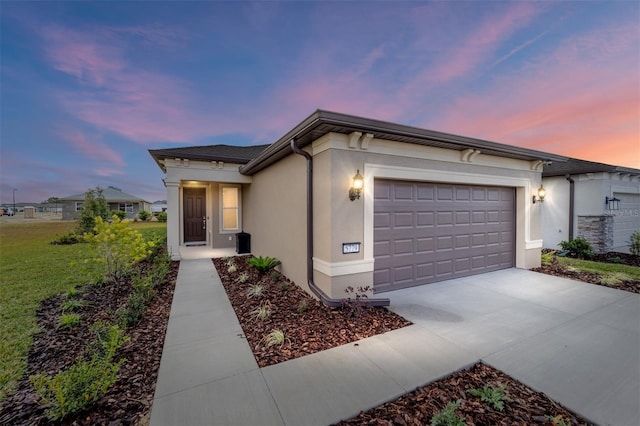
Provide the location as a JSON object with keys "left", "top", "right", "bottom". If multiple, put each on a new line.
{"left": 151, "top": 200, "right": 168, "bottom": 213}
{"left": 61, "top": 187, "right": 152, "bottom": 220}
{"left": 542, "top": 159, "right": 640, "bottom": 253}
{"left": 149, "top": 110, "right": 565, "bottom": 303}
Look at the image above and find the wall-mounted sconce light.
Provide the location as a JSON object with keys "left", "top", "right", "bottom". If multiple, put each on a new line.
{"left": 532, "top": 184, "right": 546, "bottom": 204}
{"left": 349, "top": 169, "right": 364, "bottom": 201}
{"left": 605, "top": 196, "right": 621, "bottom": 210}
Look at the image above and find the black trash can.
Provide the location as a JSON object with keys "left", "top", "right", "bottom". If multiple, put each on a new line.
{"left": 236, "top": 232, "right": 251, "bottom": 254}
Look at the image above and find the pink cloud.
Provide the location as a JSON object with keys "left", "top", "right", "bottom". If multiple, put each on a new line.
{"left": 59, "top": 129, "right": 126, "bottom": 168}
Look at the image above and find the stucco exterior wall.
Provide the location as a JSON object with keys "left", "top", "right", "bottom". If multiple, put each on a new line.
{"left": 310, "top": 132, "right": 544, "bottom": 298}
{"left": 242, "top": 153, "right": 308, "bottom": 293}
{"left": 542, "top": 172, "right": 640, "bottom": 252}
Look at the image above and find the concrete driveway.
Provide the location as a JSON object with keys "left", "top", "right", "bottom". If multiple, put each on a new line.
{"left": 385, "top": 268, "right": 640, "bottom": 426}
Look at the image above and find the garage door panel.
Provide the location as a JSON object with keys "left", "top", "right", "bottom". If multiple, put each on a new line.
{"left": 374, "top": 180, "right": 515, "bottom": 292}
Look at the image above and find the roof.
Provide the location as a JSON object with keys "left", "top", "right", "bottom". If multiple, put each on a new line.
{"left": 543, "top": 158, "right": 640, "bottom": 177}
{"left": 149, "top": 144, "right": 270, "bottom": 172}
{"left": 61, "top": 187, "right": 150, "bottom": 203}
{"left": 240, "top": 110, "right": 568, "bottom": 175}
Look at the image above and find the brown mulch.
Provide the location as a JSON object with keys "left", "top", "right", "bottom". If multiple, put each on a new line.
{"left": 212, "top": 256, "right": 412, "bottom": 367}
{"left": 0, "top": 258, "right": 179, "bottom": 426}
{"left": 335, "top": 362, "right": 591, "bottom": 425}
{"left": 532, "top": 251, "right": 640, "bottom": 294}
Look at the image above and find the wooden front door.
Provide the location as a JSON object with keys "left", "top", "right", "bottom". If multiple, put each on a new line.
{"left": 183, "top": 188, "right": 206, "bottom": 243}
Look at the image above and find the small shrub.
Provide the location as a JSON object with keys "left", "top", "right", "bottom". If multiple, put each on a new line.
{"left": 62, "top": 299, "right": 86, "bottom": 312}
{"left": 342, "top": 286, "right": 371, "bottom": 321}
{"left": 58, "top": 313, "right": 81, "bottom": 329}
{"left": 237, "top": 272, "right": 249, "bottom": 284}
{"left": 51, "top": 232, "right": 81, "bottom": 245}
{"left": 545, "top": 414, "right": 572, "bottom": 426}
{"left": 629, "top": 231, "right": 640, "bottom": 256}
{"left": 541, "top": 251, "right": 555, "bottom": 266}
{"left": 251, "top": 301, "right": 272, "bottom": 320}
{"left": 138, "top": 210, "right": 151, "bottom": 221}
{"left": 65, "top": 287, "right": 80, "bottom": 298}
{"left": 431, "top": 400, "right": 465, "bottom": 426}
{"left": 248, "top": 256, "right": 281, "bottom": 274}
{"left": 599, "top": 272, "right": 632, "bottom": 287}
{"left": 30, "top": 357, "right": 123, "bottom": 421}
{"left": 86, "top": 321, "right": 130, "bottom": 361}
{"left": 279, "top": 280, "right": 290, "bottom": 291}
{"left": 296, "top": 299, "right": 308, "bottom": 313}
{"left": 263, "top": 329, "right": 287, "bottom": 347}
{"left": 558, "top": 237, "right": 593, "bottom": 259}
{"left": 246, "top": 284, "right": 265, "bottom": 298}
{"left": 156, "top": 212, "right": 167, "bottom": 222}
{"left": 111, "top": 210, "right": 126, "bottom": 220}
{"left": 468, "top": 384, "right": 512, "bottom": 411}
{"left": 269, "top": 270, "right": 281, "bottom": 281}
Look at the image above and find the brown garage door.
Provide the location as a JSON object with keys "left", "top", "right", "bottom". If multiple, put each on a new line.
{"left": 374, "top": 180, "right": 515, "bottom": 293}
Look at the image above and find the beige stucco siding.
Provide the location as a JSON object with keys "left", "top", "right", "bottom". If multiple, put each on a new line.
{"left": 243, "top": 153, "right": 309, "bottom": 292}
{"left": 310, "top": 133, "right": 544, "bottom": 298}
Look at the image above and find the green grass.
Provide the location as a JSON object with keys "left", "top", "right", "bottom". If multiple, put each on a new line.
{"left": 557, "top": 257, "right": 640, "bottom": 281}
{"left": 0, "top": 220, "right": 166, "bottom": 404}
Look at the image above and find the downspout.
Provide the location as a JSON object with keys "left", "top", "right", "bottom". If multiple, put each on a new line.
{"left": 565, "top": 174, "right": 575, "bottom": 240}
{"left": 290, "top": 139, "right": 390, "bottom": 307}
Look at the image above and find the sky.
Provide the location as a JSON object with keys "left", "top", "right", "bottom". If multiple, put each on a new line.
{"left": 1, "top": 1, "right": 639, "bottom": 205}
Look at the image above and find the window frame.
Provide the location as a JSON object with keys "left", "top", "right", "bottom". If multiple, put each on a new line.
{"left": 75, "top": 202, "right": 84, "bottom": 212}
{"left": 219, "top": 184, "right": 241, "bottom": 233}
{"left": 119, "top": 203, "right": 134, "bottom": 213}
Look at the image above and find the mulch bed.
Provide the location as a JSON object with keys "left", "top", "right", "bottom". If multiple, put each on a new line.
{"left": 335, "top": 362, "right": 591, "bottom": 425}
{"left": 212, "top": 256, "right": 412, "bottom": 367}
{"left": 532, "top": 251, "right": 640, "bottom": 294}
{"left": 0, "top": 259, "right": 179, "bottom": 426}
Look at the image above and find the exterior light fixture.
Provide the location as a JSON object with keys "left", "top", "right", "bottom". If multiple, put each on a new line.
{"left": 532, "top": 184, "right": 546, "bottom": 204}
{"left": 349, "top": 169, "right": 364, "bottom": 201}
{"left": 605, "top": 196, "right": 620, "bottom": 210}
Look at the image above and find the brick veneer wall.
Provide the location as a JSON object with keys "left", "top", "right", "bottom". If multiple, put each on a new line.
{"left": 577, "top": 215, "right": 613, "bottom": 253}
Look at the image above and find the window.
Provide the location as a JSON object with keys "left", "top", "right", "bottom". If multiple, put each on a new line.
{"left": 75, "top": 202, "right": 84, "bottom": 212}
{"left": 119, "top": 203, "right": 133, "bottom": 213}
{"left": 220, "top": 186, "right": 240, "bottom": 232}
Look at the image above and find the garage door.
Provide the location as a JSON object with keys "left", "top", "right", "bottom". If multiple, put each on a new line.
{"left": 612, "top": 192, "right": 640, "bottom": 250}
{"left": 374, "top": 180, "right": 515, "bottom": 293}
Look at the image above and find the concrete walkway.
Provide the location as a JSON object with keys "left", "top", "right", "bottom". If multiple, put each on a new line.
{"left": 150, "top": 260, "right": 639, "bottom": 426}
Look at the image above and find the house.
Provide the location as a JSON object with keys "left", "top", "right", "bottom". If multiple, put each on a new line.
{"left": 149, "top": 110, "right": 566, "bottom": 304}
{"left": 151, "top": 200, "right": 168, "bottom": 214}
{"left": 542, "top": 159, "right": 640, "bottom": 253}
{"left": 61, "top": 186, "right": 152, "bottom": 220}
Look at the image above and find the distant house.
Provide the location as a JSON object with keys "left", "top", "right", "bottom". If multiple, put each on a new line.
{"left": 60, "top": 187, "right": 151, "bottom": 220}
{"left": 542, "top": 159, "right": 640, "bottom": 253}
{"left": 151, "top": 200, "right": 168, "bottom": 213}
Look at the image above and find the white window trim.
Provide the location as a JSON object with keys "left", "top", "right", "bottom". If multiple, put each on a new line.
{"left": 75, "top": 202, "right": 84, "bottom": 212}
{"left": 219, "top": 184, "right": 241, "bottom": 234}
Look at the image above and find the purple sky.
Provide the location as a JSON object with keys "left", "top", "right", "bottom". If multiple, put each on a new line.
{"left": 1, "top": 1, "right": 638, "bottom": 204}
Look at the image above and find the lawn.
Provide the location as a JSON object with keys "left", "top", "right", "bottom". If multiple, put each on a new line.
{"left": 0, "top": 220, "right": 166, "bottom": 403}
{"left": 557, "top": 256, "right": 640, "bottom": 281}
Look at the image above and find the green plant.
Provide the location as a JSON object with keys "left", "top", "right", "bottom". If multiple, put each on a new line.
{"left": 86, "top": 216, "right": 155, "bottom": 284}
{"left": 50, "top": 232, "right": 81, "bottom": 245}
{"left": 62, "top": 299, "right": 86, "bottom": 312}
{"left": 228, "top": 264, "right": 237, "bottom": 273}
{"left": 237, "top": 272, "right": 249, "bottom": 284}
{"left": 599, "top": 272, "right": 632, "bottom": 287}
{"left": 468, "top": 384, "right": 512, "bottom": 411}
{"left": 138, "top": 210, "right": 151, "bottom": 221}
{"left": 246, "top": 283, "right": 265, "bottom": 298}
{"left": 30, "top": 356, "right": 123, "bottom": 420}
{"left": 58, "top": 313, "right": 81, "bottom": 329}
{"left": 251, "top": 301, "right": 272, "bottom": 320}
{"left": 86, "top": 321, "right": 129, "bottom": 361}
{"left": 65, "top": 287, "right": 80, "bottom": 298}
{"left": 558, "top": 237, "right": 593, "bottom": 259}
{"left": 156, "top": 211, "right": 167, "bottom": 222}
{"left": 296, "top": 299, "right": 308, "bottom": 313}
{"left": 431, "top": 400, "right": 465, "bottom": 426}
{"left": 629, "top": 230, "right": 640, "bottom": 256}
{"left": 263, "top": 329, "right": 288, "bottom": 347}
{"left": 111, "top": 210, "right": 126, "bottom": 220}
{"left": 76, "top": 187, "right": 110, "bottom": 235}
{"left": 248, "top": 256, "right": 281, "bottom": 274}
{"left": 541, "top": 250, "right": 555, "bottom": 266}
{"left": 270, "top": 270, "right": 281, "bottom": 281}
{"left": 279, "top": 280, "right": 290, "bottom": 291}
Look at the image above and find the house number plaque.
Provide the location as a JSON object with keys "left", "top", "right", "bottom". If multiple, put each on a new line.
{"left": 342, "top": 242, "right": 361, "bottom": 254}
